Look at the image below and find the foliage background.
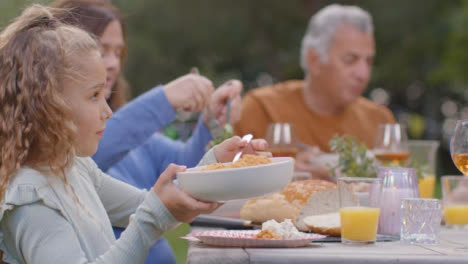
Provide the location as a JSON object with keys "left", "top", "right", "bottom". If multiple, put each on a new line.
{"left": 2, "top": 0, "right": 466, "bottom": 171}
{"left": 1, "top": 0, "right": 467, "bottom": 262}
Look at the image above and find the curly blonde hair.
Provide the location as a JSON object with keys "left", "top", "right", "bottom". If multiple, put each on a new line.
{"left": 0, "top": 5, "right": 100, "bottom": 201}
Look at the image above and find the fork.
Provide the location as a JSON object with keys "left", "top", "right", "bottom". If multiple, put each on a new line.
{"left": 232, "top": 134, "right": 253, "bottom": 162}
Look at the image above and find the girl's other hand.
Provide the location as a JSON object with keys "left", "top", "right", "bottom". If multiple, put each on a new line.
{"left": 153, "top": 164, "right": 222, "bottom": 222}
{"left": 213, "top": 136, "right": 269, "bottom": 163}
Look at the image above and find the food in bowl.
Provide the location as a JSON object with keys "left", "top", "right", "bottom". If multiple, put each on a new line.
{"left": 256, "top": 219, "right": 303, "bottom": 239}
{"left": 202, "top": 154, "right": 271, "bottom": 171}
{"left": 176, "top": 157, "right": 294, "bottom": 202}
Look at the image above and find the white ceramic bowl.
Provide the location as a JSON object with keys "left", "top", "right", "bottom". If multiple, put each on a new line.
{"left": 176, "top": 157, "right": 294, "bottom": 202}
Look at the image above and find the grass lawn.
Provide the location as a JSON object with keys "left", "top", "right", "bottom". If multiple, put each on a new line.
{"left": 163, "top": 223, "right": 190, "bottom": 264}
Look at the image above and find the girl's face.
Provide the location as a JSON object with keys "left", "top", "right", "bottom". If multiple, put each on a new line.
{"left": 62, "top": 51, "right": 113, "bottom": 156}
{"left": 100, "top": 20, "right": 124, "bottom": 99}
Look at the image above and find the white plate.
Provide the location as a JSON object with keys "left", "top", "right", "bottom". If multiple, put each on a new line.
{"left": 176, "top": 157, "right": 294, "bottom": 202}
{"left": 308, "top": 153, "right": 339, "bottom": 168}
{"left": 183, "top": 230, "right": 325, "bottom": 248}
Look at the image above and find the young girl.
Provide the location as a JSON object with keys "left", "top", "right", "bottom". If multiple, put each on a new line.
{"left": 0, "top": 5, "right": 266, "bottom": 264}
{"left": 50, "top": 1, "right": 242, "bottom": 262}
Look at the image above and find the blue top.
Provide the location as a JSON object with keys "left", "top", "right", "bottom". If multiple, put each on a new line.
{"left": 92, "top": 86, "right": 213, "bottom": 264}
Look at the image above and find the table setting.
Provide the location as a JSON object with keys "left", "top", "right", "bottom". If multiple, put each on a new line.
{"left": 179, "top": 120, "right": 468, "bottom": 263}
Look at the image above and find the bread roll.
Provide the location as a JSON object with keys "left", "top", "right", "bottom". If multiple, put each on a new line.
{"left": 239, "top": 193, "right": 298, "bottom": 223}
{"left": 241, "top": 180, "right": 353, "bottom": 233}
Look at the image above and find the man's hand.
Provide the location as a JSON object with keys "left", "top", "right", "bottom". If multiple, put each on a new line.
{"left": 295, "top": 148, "right": 335, "bottom": 182}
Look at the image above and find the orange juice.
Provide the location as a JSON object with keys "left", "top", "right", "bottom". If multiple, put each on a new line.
{"left": 340, "top": 207, "right": 380, "bottom": 242}
{"left": 444, "top": 205, "right": 468, "bottom": 225}
{"left": 418, "top": 175, "right": 435, "bottom": 198}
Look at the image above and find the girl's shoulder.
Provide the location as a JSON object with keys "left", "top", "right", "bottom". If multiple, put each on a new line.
{"left": 2, "top": 167, "right": 60, "bottom": 214}
{"left": 73, "top": 156, "right": 105, "bottom": 188}
{"left": 1, "top": 157, "right": 101, "bottom": 214}
{"left": 1, "top": 157, "right": 96, "bottom": 214}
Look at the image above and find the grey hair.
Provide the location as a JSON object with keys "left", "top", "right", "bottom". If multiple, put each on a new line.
{"left": 300, "top": 4, "right": 373, "bottom": 74}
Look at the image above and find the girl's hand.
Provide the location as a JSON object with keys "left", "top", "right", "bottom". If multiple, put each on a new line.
{"left": 213, "top": 136, "right": 269, "bottom": 163}
{"left": 153, "top": 164, "right": 222, "bottom": 222}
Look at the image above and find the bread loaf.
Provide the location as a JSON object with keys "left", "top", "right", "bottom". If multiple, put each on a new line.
{"left": 303, "top": 212, "right": 341, "bottom": 237}
{"left": 241, "top": 180, "right": 353, "bottom": 234}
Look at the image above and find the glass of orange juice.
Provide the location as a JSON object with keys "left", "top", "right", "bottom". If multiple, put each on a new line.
{"left": 338, "top": 177, "right": 382, "bottom": 244}
{"left": 408, "top": 140, "right": 440, "bottom": 198}
{"left": 441, "top": 176, "right": 468, "bottom": 228}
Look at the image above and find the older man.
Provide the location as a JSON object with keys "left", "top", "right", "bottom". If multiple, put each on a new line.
{"left": 234, "top": 4, "right": 395, "bottom": 179}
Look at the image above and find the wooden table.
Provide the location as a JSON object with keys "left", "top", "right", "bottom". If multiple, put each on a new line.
{"left": 187, "top": 228, "right": 468, "bottom": 264}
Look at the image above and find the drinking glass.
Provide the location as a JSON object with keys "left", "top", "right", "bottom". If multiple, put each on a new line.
{"left": 338, "top": 177, "right": 382, "bottom": 244}
{"left": 265, "top": 123, "right": 299, "bottom": 158}
{"left": 441, "top": 176, "right": 468, "bottom": 228}
{"left": 377, "top": 167, "right": 419, "bottom": 236}
{"left": 408, "top": 140, "right": 440, "bottom": 198}
{"left": 450, "top": 119, "right": 468, "bottom": 175}
{"left": 400, "top": 198, "right": 442, "bottom": 245}
{"left": 373, "top": 123, "right": 409, "bottom": 166}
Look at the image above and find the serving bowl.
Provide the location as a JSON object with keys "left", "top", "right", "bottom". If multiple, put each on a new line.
{"left": 176, "top": 157, "right": 294, "bottom": 202}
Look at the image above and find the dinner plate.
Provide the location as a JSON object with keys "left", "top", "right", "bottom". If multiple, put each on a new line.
{"left": 308, "top": 153, "right": 339, "bottom": 168}
{"left": 176, "top": 157, "right": 294, "bottom": 202}
{"left": 183, "top": 230, "right": 325, "bottom": 248}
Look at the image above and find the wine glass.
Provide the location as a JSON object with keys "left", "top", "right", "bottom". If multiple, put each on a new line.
{"left": 451, "top": 119, "right": 468, "bottom": 176}
{"left": 447, "top": 119, "right": 468, "bottom": 250}
{"left": 373, "top": 123, "right": 409, "bottom": 166}
{"left": 265, "top": 123, "right": 299, "bottom": 158}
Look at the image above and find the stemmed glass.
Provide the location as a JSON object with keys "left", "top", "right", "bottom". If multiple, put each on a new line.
{"left": 451, "top": 119, "right": 468, "bottom": 176}
{"left": 373, "top": 123, "right": 409, "bottom": 166}
{"left": 448, "top": 119, "right": 468, "bottom": 250}
{"left": 265, "top": 123, "right": 299, "bottom": 158}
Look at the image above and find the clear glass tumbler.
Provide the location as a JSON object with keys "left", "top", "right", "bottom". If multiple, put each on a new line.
{"left": 400, "top": 198, "right": 442, "bottom": 245}
{"left": 408, "top": 140, "right": 440, "bottom": 198}
{"left": 338, "top": 177, "right": 382, "bottom": 244}
{"left": 441, "top": 176, "right": 468, "bottom": 228}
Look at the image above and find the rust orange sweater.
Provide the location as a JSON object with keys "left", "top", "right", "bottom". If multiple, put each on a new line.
{"left": 234, "top": 80, "right": 395, "bottom": 152}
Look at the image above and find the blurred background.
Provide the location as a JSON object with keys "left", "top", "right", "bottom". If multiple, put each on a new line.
{"left": 2, "top": 0, "right": 467, "bottom": 176}
{"left": 1, "top": 0, "right": 468, "bottom": 262}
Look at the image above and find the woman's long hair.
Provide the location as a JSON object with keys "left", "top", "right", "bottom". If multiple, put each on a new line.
{"left": 0, "top": 5, "right": 100, "bottom": 201}
{"left": 51, "top": 0, "right": 130, "bottom": 110}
